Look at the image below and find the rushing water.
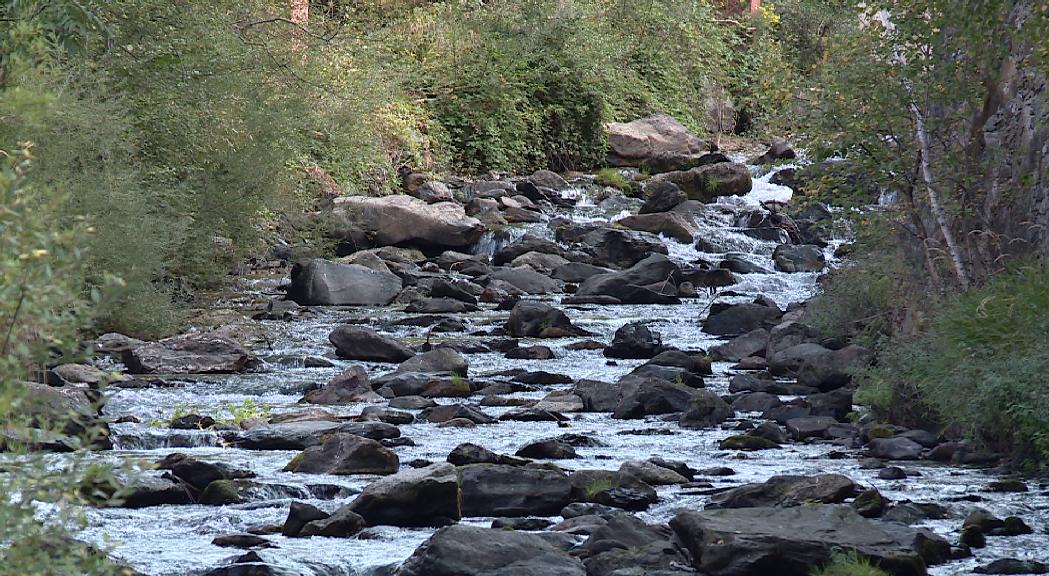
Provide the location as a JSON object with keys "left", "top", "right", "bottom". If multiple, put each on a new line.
{"left": 70, "top": 168, "right": 1049, "bottom": 575}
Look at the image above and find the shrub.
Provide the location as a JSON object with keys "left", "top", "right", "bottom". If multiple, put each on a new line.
{"left": 811, "top": 552, "right": 890, "bottom": 576}
{"left": 595, "top": 168, "right": 630, "bottom": 190}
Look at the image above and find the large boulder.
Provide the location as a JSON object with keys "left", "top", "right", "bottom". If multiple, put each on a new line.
{"left": 121, "top": 334, "right": 257, "bottom": 374}
{"left": 613, "top": 377, "right": 697, "bottom": 419}
{"left": 458, "top": 463, "right": 573, "bottom": 517}
{"left": 773, "top": 244, "right": 827, "bottom": 273}
{"left": 605, "top": 114, "right": 708, "bottom": 167}
{"left": 703, "top": 302, "right": 782, "bottom": 336}
{"left": 796, "top": 344, "right": 874, "bottom": 391}
{"left": 283, "top": 433, "right": 399, "bottom": 475}
{"left": 572, "top": 254, "right": 682, "bottom": 305}
{"left": 332, "top": 195, "right": 485, "bottom": 250}
{"left": 395, "top": 348, "right": 468, "bottom": 376}
{"left": 556, "top": 224, "right": 668, "bottom": 269}
{"left": 706, "top": 474, "right": 859, "bottom": 509}
{"left": 506, "top": 301, "right": 585, "bottom": 338}
{"left": 603, "top": 322, "right": 664, "bottom": 359}
{"left": 287, "top": 258, "right": 402, "bottom": 306}
{"left": 679, "top": 389, "right": 733, "bottom": 429}
{"left": 301, "top": 365, "right": 382, "bottom": 404}
{"left": 671, "top": 505, "right": 950, "bottom": 576}
{"left": 328, "top": 325, "right": 414, "bottom": 362}
{"left": 347, "top": 463, "right": 461, "bottom": 527}
{"left": 653, "top": 162, "right": 752, "bottom": 202}
{"left": 710, "top": 328, "right": 769, "bottom": 361}
{"left": 640, "top": 180, "right": 688, "bottom": 214}
{"left": 618, "top": 212, "right": 697, "bottom": 243}
{"left": 393, "top": 525, "right": 586, "bottom": 576}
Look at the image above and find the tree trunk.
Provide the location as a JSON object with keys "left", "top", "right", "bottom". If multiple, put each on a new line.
{"left": 909, "top": 97, "right": 973, "bottom": 290}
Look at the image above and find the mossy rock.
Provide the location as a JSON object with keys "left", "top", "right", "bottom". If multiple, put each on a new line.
{"left": 851, "top": 488, "right": 887, "bottom": 518}
{"left": 718, "top": 435, "right": 780, "bottom": 451}
{"left": 198, "top": 479, "right": 243, "bottom": 505}
{"left": 866, "top": 424, "right": 896, "bottom": 440}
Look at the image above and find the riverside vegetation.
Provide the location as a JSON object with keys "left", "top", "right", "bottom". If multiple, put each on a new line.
{"left": 1, "top": 0, "right": 1048, "bottom": 575}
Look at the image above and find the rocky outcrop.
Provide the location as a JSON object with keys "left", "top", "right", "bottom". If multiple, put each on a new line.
{"left": 122, "top": 334, "right": 257, "bottom": 374}
{"left": 332, "top": 194, "right": 485, "bottom": 250}
{"left": 605, "top": 114, "right": 709, "bottom": 167}
{"left": 287, "top": 258, "right": 402, "bottom": 306}
{"left": 671, "top": 505, "right": 950, "bottom": 576}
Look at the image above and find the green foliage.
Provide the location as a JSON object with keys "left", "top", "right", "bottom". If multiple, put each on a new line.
{"left": 858, "top": 264, "right": 1049, "bottom": 462}
{"left": 594, "top": 168, "right": 630, "bottom": 190}
{"left": 0, "top": 149, "right": 127, "bottom": 574}
{"left": 811, "top": 552, "right": 890, "bottom": 576}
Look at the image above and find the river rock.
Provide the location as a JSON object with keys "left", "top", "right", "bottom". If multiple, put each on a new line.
{"left": 603, "top": 322, "right": 664, "bottom": 359}
{"left": 767, "top": 342, "right": 830, "bottom": 376}
{"left": 773, "top": 244, "right": 826, "bottom": 273}
{"left": 299, "top": 507, "right": 366, "bottom": 538}
{"left": 642, "top": 151, "right": 730, "bottom": 175}
{"left": 300, "top": 365, "right": 381, "bottom": 404}
{"left": 233, "top": 420, "right": 400, "bottom": 451}
{"left": 605, "top": 114, "right": 708, "bottom": 167}
{"left": 459, "top": 463, "right": 573, "bottom": 517}
{"left": 671, "top": 505, "right": 950, "bottom": 576}
{"left": 640, "top": 180, "right": 688, "bottom": 214}
{"left": 797, "top": 344, "right": 874, "bottom": 391}
{"left": 122, "top": 334, "right": 257, "bottom": 374}
{"left": 556, "top": 224, "right": 669, "bottom": 269}
{"left": 749, "top": 137, "right": 796, "bottom": 164}
{"left": 710, "top": 328, "right": 770, "bottom": 362}
{"left": 287, "top": 258, "right": 403, "bottom": 306}
{"left": 328, "top": 325, "right": 414, "bottom": 363}
{"left": 14, "top": 382, "right": 109, "bottom": 450}
{"left": 618, "top": 212, "right": 697, "bottom": 243}
{"left": 393, "top": 524, "right": 586, "bottom": 576}
{"left": 489, "top": 267, "right": 564, "bottom": 294}
{"left": 332, "top": 195, "right": 485, "bottom": 250}
{"left": 506, "top": 301, "right": 584, "bottom": 337}
{"left": 579, "top": 513, "right": 689, "bottom": 575}
{"left": 974, "top": 559, "right": 1048, "bottom": 574}
{"left": 613, "top": 377, "right": 697, "bottom": 419}
{"left": 679, "top": 389, "right": 733, "bottom": 429}
{"left": 572, "top": 254, "right": 681, "bottom": 305}
{"left": 707, "top": 474, "right": 859, "bottom": 509}
{"left": 421, "top": 404, "right": 495, "bottom": 425}
{"left": 395, "top": 348, "right": 468, "bottom": 376}
{"left": 515, "top": 438, "right": 578, "bottom": 460}
{"left": 703, "top": 302, "right": 782, "bottom": 336}
{"left": 786, "top": 416, "right": 840, "bottom": 440}
{"left": 654, "top": 162, "right": 753, "bottom": 202}
{"left": 447, "top": 443, "right": 527, "bottom": 466}
{"left": 569, "top": 469, "right": 658, "bottom": 511}
{"left": 347, "top": 462, "right": 460, "bottom": 527}
{"left": 619, "top": 460, "right": 689, "bottom": 485}
{"left": 157, "top": 453, "right": 255, "bottom": 492}
{"left": 869, "top": 437, "right": 925, "bottom": 460}
{"left": 284, "top": 433, "right": 399, "bottom": 475}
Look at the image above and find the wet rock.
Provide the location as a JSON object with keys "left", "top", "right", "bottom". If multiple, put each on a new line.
{"left": 707, "top": 474, "right": 859, "bottom": 509}
{"left": 731, "top": 392, "right": 782, "bottom": 413}
{"left": 573, "top": 379, "right": 620, "bottom": 412}
{"left": 556, "top": 224, "right": 669, "bottom": 269}
{"left": 347, "top": 462, "right": 460, "bottom": 527}
{"left": 786, "top": 416, "right": 840, "bottom": 440}
{"left": 719, "top": 434, "right": 780, "bottom": 451}
{"left": 749, "top": 137, "right": 796, "bottom": 164}
{"left": 618, "top": 212, "right": 697, "bottom": 243}
{"left": 654, "top": 162, "right": 753, "bottom": 202}
{"left": 376, "top": 372, "right": 473, "bottom": 398}
{"left": 332, "top": 194, "right": 485, "bottom": 250}
{"left": 396, "top": 348, "right": 468, "bottom": 376}
{"left": 710, "top": 328, "right": 769, "bottom": 361}
{"left": 404, "top": 297, "right": 480, "bottom": 314}
{"left": 974, "top": 560, "right": 1048, "bottom": 574}
{"left": 642, "top": 151, "right": 730, "bottom": 175}
{"left": 501, "top": 407, "right": 570, "bottom": 421}
{"left": 234, "top": 420, "right": 400, "bottom": 451}
{"left": 489, "top": 267, "right": 564, "bottom": 294}
{"left": 459, "top": 464, "right": 573, "bottom": 517}
{"left": 985, "top": 479, "right": 1028, "bottom": 492}
{"left": 505, "top": 345, "right": 556, "bottom": 360}
{"left": 806, "top": 388, "right": 855, "bottom": 420}
{"left": 393, "top": 524, "right": 585, "bottom": 576}
{"left": 492, "top": 234, "right": 568, "bottom": 266}
{"left": 679, "top": 389, "right": 733, "bottom": 429}
{"left": 122, "top": 334, "right": 257, "bottom": 374}
{"left": 169, "top": 414, "right": 215, "bottom": 430}
{"left": 878, "top": 466, "right": 907, "bottom": 480}
{"left": 571, "top": 254, "right": 681, "bottom": 305}
{"left": 703, "top": 302, "right": 782, "bottom": 336}
{"left": 282, "top": 502, "right": 330, "bottom": 537}
{"left": 671, "top": 505, "right": 949, "bottom": 576}
{"left": 199, "top": 480, "right": 243, "bottom": 505}
{"left": 603, "top": 322, "right": 664, "bottom": 359}
{"left": 447, "top": 443, "right": 527, "bottom": 467}
{"left": 767, "top": 342, "right": 832, "bottom": 376}
{"left": 116, "top": 475, "right": 192, "bottom": 508}
{"left": 612, "top": 377, "right": 697, "bottom": 419}
{"left": 640, "top": 180, "right": 688, "bottom": 214}
{"left": 301, "top": 365, "right": 382, "bottom": 404}
{"left": 284, "top": 433, "right": 399, "bottom": 475}
{"left": 506, "top": 301, "right": 584, "bottom": 338}
{"left": 515, "top": 438, "right": 578, "bottom": 459}
{"left": 286, "top": 258, "right": 403, "bottom": 306}
{"left": 619, "top": 460, "right": 689, "bottom": 485}
{"left": 421, "top": 404, "right": 495, "bottom": 425}
{"left": 211, "top": 533, "right": 273, "bottom": 549}
{"left": 749, "top": 421, "right": 789, "bottom": 444}
{"left": 388, "top": 396, "right": 438, "bottom": 410}
{"left": 360, "top": 406, "right": 415, "bottom": 425}
{"left": 299, "top": 507, "right": 366, "bottom": 538}
{"left": 551, "top": 262, "right": 614, "bottom": 283}
{"left": 773, "top": 244, "right": 827, "bottom": 273}
{"left": 579, "top": 513, "right": 689, "bottom": 575}
{"left": 514, "top": 371, "right": 573, "bottom": 385}
{"left": 569, "top": 469, "right": 658, "bottom": 511}
{"left": 852, "top": 488, "right": 888, "bottom": 518}
{"left": 869, "top": 437, "right": 924, "bottom": 461}
{"left": 157, "top": 453, "right": 255, "bottom": 492}
{"left": 797, "top": 344, "right": 874, "bottom": 391}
